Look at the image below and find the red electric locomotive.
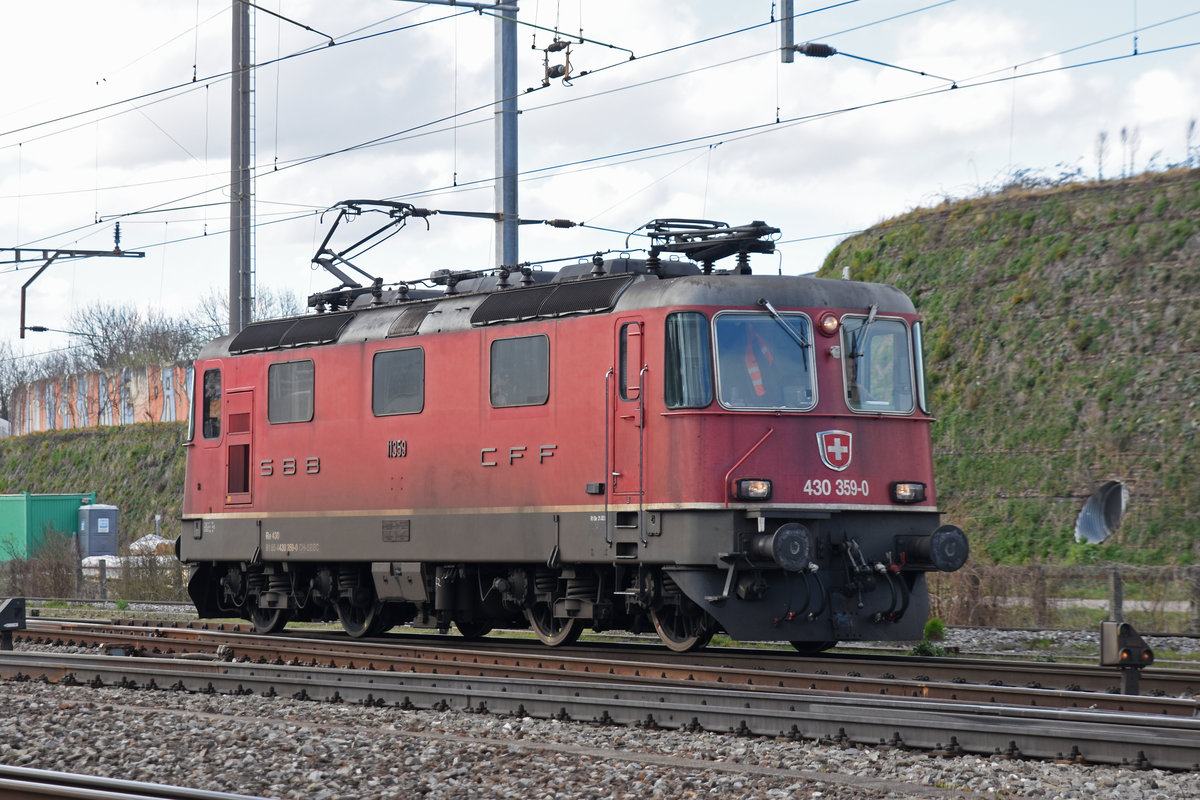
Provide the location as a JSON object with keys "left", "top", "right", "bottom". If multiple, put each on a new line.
{"left": 177, "top": 205, "right": 967, "bottom": 651}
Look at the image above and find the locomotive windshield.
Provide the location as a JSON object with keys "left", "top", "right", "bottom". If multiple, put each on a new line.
{"left": 841, "top": 315, "right": 915, "bottom": 413}
{"left": 714, "top": 312, "right": 815, "bottom": 410}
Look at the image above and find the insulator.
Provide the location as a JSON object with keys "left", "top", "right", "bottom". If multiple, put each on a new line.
{"left": 799, "top": 42, "right": 837, "bottom": 58}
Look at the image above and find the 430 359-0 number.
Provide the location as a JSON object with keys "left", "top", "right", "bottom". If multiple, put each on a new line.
{"left": 803, "top": 478, "right": 870, "bottom": 497}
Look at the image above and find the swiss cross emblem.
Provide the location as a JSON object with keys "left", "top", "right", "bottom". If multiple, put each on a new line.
{"left": 817, "top": 430, "right": 852, "bottom": 472}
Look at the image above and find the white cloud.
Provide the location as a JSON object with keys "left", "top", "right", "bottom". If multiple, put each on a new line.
{"left": 3, "top": 0, "right": 1200, "bottom": 346}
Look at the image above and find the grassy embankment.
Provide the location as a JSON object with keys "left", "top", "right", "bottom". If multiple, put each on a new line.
{"left": 821, "top": 169, "right": 1200, "bottom": 565}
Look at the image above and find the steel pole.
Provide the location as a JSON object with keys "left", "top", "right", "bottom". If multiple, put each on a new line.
{"left": 229, "top": 0, "right": 253, "bottom": 334}
{"left": 494, "top": 9, "right": 518, "bottom": 268}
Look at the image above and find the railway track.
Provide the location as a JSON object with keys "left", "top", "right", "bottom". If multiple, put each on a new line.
{"left": 0, "top": 764, "right": 271, "bottom": 800}
{"left": 6, "top": 619, "right": 1199, "bottom": 770}
{"left": 21, "top": 618, "right": 1200, "bottom": 703}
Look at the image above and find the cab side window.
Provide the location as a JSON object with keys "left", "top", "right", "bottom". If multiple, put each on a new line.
{"left": 268, "top": 360, "right": 315, "bottom": 423}
{"left": 490, "top": 335, "right": 549, "bottom": 407}
{"left": 202, "top": 368, "right": 222, "bottom": 439}
{"left": 373, "top": 348, "right": 424, "bottom": 415}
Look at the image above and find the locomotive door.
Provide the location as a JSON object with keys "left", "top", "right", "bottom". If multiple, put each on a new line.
{"left": 609, "top": 318, "right": 645, "bottom": 545}
{"left": 224, "top": 389, "right": 254, "bottom": 505}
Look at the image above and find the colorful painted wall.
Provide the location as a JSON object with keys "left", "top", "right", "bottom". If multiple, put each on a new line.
{"left": 11, "top": 363, "right": 193, "bottom": 435}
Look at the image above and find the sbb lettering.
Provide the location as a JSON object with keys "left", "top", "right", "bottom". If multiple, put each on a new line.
{"left": 260, "top": 456, "right": 320, "bottom": 477}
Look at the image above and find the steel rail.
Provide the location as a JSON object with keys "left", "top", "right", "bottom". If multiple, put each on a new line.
{"left": 0, "top": 764, "right": 271, "bottom": 800}
{"left": 21, "top": 621, "right": 1200, "bottom": 710}
{"left": 36, "top": 629, "right": 1198, "bottom": 717}
{"left": 1, "top": 650, "right": 1197, "bottom": 770}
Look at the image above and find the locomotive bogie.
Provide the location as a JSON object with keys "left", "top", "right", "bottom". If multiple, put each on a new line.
{"left": 179, "top": 248, "right": 968, "bottom": 648}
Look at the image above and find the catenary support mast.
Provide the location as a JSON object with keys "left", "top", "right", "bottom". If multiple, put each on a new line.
{"left": 229, "top": 0, "right": 254, "bottom": 335}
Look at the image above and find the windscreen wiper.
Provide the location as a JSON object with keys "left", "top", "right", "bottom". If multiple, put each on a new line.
{"left": 757, "top": 298, "right": 810, "bottom": 371}
{"left": 849, "top": 303, "right": 878, "bottom": 359}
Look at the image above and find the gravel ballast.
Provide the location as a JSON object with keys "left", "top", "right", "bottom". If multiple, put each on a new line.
{"left": 4, "top": 624, "right": 1199, "bottom": 799}
{"left": 1, "top": 673, "right": 1197, "bottom": 799}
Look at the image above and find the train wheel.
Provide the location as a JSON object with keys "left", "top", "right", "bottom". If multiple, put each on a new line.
{"left": 649, "top": 604, "right": 714, "bottom": 652}
{"left": 790, "top": 640, "right": 837, "bottom": 655}
{"left": 525, "top": 604, "right": 582, "bottom": 646}
{"left": 250, "top": 606, "right": 290, "bottom": 634}
{"left": 369, "top": 604, "right": 399, "bottom": 636}
{"left": 337, "top": 598, "right": 383, "bottom": 639}
{"left": 455, "top": 620, "right": 493, "bottom": 640}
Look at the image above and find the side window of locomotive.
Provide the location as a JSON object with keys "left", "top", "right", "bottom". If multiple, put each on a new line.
{"left": 664, "top": 312, "right": 713, "bottom": 409}
{"left": 490, "top": 335, "right": 549, "bottom": 408}
{"left": 912, "top": 321, "right": 930, "bottom": 414}
{"left": 268, "top": 359, "right": 315, "bottom": 423}
{"left": 372, "top": 347, "right": 424, "bottom": 416}
{"left": 618, "top": 322, "right": 642, "bottom": 401}
{"left": 714, "top": 312, "right": 815, "bottom": 410}
{"left": 201, "top": 368, "right": 222, "bottom": 439}
{"left": 841, "top": 317, "right": 915, "bottom": 413}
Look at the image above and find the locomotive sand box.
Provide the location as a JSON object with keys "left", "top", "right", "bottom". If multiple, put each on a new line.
{"left": 177, "top": 204, "right": 968, "bottom": 651}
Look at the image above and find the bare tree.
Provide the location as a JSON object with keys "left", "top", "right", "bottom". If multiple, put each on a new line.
{"left": 0, "top": 340, "right": 94, "bottom": 421}
{"left": 191, "top": 286, "right": 302, "bottom": 343}
{"left": 1120, "top": 126, "right": 1128, "bottom": 178}
{"left": 1187, "top": 118, "right": 1197, "bottom": 168}
{"left": 1128, "top": 126, "right": 1141, "bottom": 176}
{"left": 0, "top": 342, "right": 31, "bottom": 421}
{"left": 1095, "top": 130, "right": 1108, "bottom": 180}
{"left": 66, "top": 303, "right": 201, "bottom": 369}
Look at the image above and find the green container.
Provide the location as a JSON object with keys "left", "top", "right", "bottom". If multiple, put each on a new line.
{"left": 0, "top": 492, "right": 97, "bottom": 561}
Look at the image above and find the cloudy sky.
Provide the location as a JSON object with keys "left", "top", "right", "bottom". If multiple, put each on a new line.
{"left": 2, "top": 1, "right": 1198, "bottom": 354}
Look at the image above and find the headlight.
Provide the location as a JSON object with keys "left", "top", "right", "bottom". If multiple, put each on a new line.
{"left": 817, "top": 312, "right": 840, "bottom": 336}
{"left": 734, "top": 478, "right": 772, "bottom": 501}
{"left": 891, "top": 482, "right": 926, "bottom": 504}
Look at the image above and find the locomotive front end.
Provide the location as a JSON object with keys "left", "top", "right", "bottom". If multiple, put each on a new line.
{"left": 644, "top": 271, "right": 969, "bottom": 650}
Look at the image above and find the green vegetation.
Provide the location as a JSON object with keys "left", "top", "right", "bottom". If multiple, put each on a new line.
{"left": 910, "top": 639, "right": 950, "bottom": 657}
{"left": 2, "top": 171, "right": 1197, "bottom": 571}
{"left": 0, "top": 422, "right": 187, "bottom": 550}
{"left": 822, "top": 169, "right": 1200, "bottom": 565}
{"left": 923, "top": 617, "right": 946, "bottom": 641}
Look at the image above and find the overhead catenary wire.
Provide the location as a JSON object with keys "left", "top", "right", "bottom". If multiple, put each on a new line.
{"left": 8, "top": 32, "right": 1198, "bottom": 275}
{"left": 0, "top": 0, "right": 981, "bottom": 233}
{"left": 0, "top": 1, "right": 1006, "bottom": 246}
{"left": 0, "top": 7, "right": 470, "bottom": 147}
{"left": 6, "top": 7, "right": 1200, "bottom": 273}
{"left": 11, "top": 0, "right": 1175, "bottom": 206}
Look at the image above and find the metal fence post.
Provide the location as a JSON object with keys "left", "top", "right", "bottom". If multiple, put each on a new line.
{"left": 98, "top": 559, "right": 107, "bottom": 602}
{"left": 1190, "top": 567, "right": 1200, "bottom": 635}
{"left": 1031, "top": 566, "right": 1048, "bottom": 627}
{"left": 1109, "top": 565, "right": 1124, "bottom": 623}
